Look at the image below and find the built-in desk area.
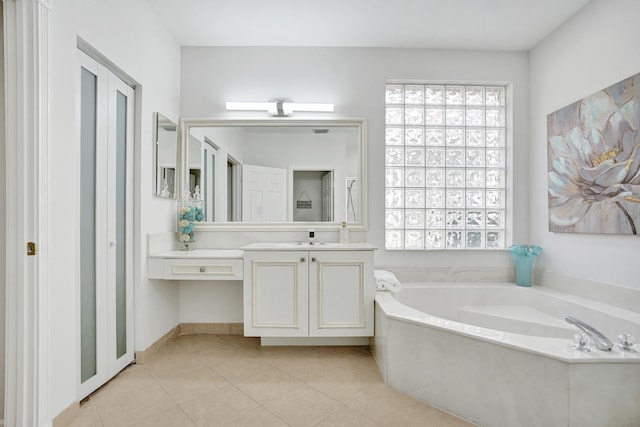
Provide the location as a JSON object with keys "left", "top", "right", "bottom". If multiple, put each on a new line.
{"left": 147, "top": 249, "right": 244, "bottom": 281}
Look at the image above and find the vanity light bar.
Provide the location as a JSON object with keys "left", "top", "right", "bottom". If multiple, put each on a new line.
{"left": 225, "top": 101, "right": 334, "bottom": 116}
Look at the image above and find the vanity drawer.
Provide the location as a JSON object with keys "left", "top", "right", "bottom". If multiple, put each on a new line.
{"left": 151, "top": 258, "right": 244, "bottom": 280}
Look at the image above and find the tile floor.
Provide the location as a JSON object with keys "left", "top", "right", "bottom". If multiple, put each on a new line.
{"left": 70, "top": 334, "right": 473, "bottom": 427}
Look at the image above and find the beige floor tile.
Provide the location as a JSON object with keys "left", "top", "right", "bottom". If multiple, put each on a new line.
{"left": 266, "top": 354, "right": 328, "bottom": 382}
{"left": 151, "top": 341, "right": 185, "bottom": 357}
{"left": 79, "top": 336, "right": 473, "bottom": 427}
{"left": 307, "top": 372, "right": 387, "bottom": 404}
{"left": 217, "top": 335, "right": 262, "bottom": 351}
{"left": 194, "top": 341, "right": 251, "bottom": 367}
{"left": 308, "top": 380, "right": 363, "bottom": 404}
{"left": 92, "top": 375, "right": 178, "bottom": 427}
{"left": 134, "top": 407, "right": 197, "bottom": 427}
{"left": 179, "top": 383, "right": 260, "bottom": 427}
{"left": 153, "top": 366, "right": 230, "bottom": 405}
{"left": 314, "top": 406, "right": 382, "bottom": 427}
{"left": 233, "top": 366, "right": 305, "bottom": 404}
{"left": 68, "top": 401, "right": 104, "bottom": 427}
{"left": 173, "top": 334, "right": 230, "bottom": 353}
{"left": 144, "top": 351, "right": 211, "bottom": 378}
{"left": 345, "top": 385, "right": 473, "bottom": 427}
{"left": 90, "top": 365, "right": 158, "bottom": 403}
{"left": 211, "top": 354, "right": 275, "bottom": 383}
{"left": 263, "top": 384, "right": 345, "bottom": 427}
{"left": 220, "top": 407, "right": 289, "bottom": 427}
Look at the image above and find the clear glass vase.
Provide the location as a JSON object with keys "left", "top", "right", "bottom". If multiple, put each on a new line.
{"left": 177, "top": 188, "right": 205, "bottom": 250}
{"left": 508, "top": 244, "right": 542, "bottom": 287}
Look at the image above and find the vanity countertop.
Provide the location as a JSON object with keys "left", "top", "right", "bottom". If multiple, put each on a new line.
{"left": 149, "top": 249, "right": 244, "bottom": 259}
{"left": 242, "top": 242, "right": 377, "bottom": 251}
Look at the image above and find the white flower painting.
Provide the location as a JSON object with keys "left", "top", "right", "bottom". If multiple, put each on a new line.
{"left": 547, "top": 73, "right": 640, "bottom": 235}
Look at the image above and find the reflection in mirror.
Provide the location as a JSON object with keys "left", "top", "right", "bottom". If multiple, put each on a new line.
{"left": 153, "top": 113, "right": 178, "bottom": 198}
{"left": 346, "top": 177, "right": 359, "bottom": 223}
{"left": 180, "top": 119, "right": 366, "bottom": 228}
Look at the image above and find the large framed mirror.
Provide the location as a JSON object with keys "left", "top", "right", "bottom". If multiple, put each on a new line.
{"left": 153, "top": 113, "right": 178, "bottom": 198}
{"left": 178, "top": 118, "right": 367, "bottom": 230}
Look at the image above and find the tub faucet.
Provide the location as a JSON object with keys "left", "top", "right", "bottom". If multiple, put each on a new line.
{"left": 565, "top": 316, "right": 613, "bottom": 351}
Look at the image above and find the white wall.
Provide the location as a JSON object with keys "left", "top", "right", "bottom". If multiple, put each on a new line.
{"left": 529, "top": 0, "right": 640, "bottom": 290}
{"left": 49, "top": 0, "right": 180, "bottom": 419}
{"left": 0, "top": 4, "right": 5, "bottom": 420}
{"left": 179, "top": 46, "right": 529, "bottom": 322}
{"left": 181, "top": 47, "right": 530, "bottom": 269}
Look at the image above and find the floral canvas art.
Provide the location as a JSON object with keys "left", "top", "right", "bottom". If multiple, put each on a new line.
{"left": 547, "top": 73, "right": 640, "bottom": 235}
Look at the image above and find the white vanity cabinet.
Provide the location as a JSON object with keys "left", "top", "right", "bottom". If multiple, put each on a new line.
{"left": 242, "top": 243, "right": 375, "bottom": 338}
{"left": 147, "top": 250, "right": 244, "bottom": 280}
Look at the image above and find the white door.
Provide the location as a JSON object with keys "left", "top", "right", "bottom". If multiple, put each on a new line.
{"left": 78, "top": 50, "right": 135, "bottom": 399}
{"left": 242, "top": 164, "right": 287, "bottom": 221}
{"left": 202, "top": 143, "right": 216, "bottom": 221}
{"left": 321, "top": 171, "right": 334, "bottom": 222}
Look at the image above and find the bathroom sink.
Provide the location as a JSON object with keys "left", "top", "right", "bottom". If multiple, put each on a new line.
{"left": 291, "top": 241, "right": 341, "bottom": 247}
{"left": 241, "top": 242, "right": 377, "bottom": 251}
{"left": 242, "top": 242, "right": 345, "bottom": 250}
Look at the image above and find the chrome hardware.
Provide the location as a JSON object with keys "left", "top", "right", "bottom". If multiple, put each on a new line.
{"left": 572, "top": 333, "right": 590, "bottom": 352}
{"left": 617, "top": 334, "right": 637, "bottom": 352}
{"left": 199, "top": 266, "right": 206, "bottom": 273}
{"left": 565, "top": 316, "right": 613, "bottom": 351}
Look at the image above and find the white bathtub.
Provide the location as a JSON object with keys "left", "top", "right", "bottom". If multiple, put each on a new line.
{"left": 373, "top": 282, "right": 640, "bottom": 427}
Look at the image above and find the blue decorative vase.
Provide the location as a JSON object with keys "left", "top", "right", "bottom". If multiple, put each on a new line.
{"left": 508, "top": 244, "right": 542, "bottom": 287}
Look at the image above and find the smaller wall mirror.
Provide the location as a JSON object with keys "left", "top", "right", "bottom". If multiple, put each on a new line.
{"left": 153, "top": 113, "right": 178, "bottom": 198}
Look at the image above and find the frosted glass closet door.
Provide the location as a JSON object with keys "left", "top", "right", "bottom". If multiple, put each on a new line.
{"left": 79, "top": 50, "right": 135, "bottom": 400}
{"left": 80, "top": 64, "right": 99, "bottom": 385}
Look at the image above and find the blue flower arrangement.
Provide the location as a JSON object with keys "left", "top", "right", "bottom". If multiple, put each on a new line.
{"left": 178, "top": 187, "right": 205, "bottom": 249}
{"left": 178, "top": 205, "right": 204, "bottom": 246}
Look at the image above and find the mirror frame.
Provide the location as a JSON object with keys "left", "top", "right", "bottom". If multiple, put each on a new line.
{"left": 178, "top": 117, "right": 368, "bottom": 231}
{"left": 153, "top": 112, "right": 178, "bottom": 198}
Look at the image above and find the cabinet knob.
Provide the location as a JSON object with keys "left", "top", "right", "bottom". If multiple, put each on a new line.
{"left": 311, "top": 257, "right": 317, "bottom": 262}
{"left": 199, "top": 266, "right": 206, "bottom": 273}
{"left": 300, "top": 257, "right": 306, "bottom": 262}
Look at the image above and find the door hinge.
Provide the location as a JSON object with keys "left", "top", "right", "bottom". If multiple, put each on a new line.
{"left": 27, "top": 242, "right": 37, "bottom": 256}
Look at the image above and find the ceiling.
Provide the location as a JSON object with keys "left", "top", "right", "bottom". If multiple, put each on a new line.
{"left": 147, "top": 0, "right": 592, "bottom": 51}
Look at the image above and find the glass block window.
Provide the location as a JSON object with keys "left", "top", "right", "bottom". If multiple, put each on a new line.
{"left": 385, "top": 84, "right": 507, "bottom": 250}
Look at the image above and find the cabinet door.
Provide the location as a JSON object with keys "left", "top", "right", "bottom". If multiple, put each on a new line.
{"left": 243, "top": 251, "right": 309, "bottom": 337}
{"left": 309, "top": 251, "right": 374, "bottom": 337}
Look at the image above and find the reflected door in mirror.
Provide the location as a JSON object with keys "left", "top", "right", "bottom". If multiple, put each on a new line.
{"left": 153, "top": 113, "right": 178, "bottom": 198}
{"left": 242, "top": 165, "right": 287, "bottom": 221}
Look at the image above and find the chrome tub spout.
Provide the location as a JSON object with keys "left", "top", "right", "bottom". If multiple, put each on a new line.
{"left": 565, "top": 316, "right": 613, "bottom": 351}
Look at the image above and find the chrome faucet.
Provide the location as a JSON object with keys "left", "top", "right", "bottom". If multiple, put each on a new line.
{"left": 565, "top": 316, "right": 613, "bottom": 351}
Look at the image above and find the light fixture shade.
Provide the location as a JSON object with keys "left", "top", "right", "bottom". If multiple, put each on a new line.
{"left": 225, "top": 102, "right": 273, "bottom": 111}
{"left": 283, "top": 102, "right": 334, "bottom": 113}
{"left": 225, "top": 101, "right": 334, "bottom": 116}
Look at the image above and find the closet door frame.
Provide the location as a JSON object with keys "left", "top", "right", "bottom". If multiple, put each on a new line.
{"left": 4, "top": 0, "right": 52, "bottom": 425}
{"left": 77, "top": 50, "right": 135, "bottom": 400}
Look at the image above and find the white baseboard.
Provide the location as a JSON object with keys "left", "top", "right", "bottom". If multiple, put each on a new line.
{"left": 260, "top": 336, "right": 370, "bottom": 346}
